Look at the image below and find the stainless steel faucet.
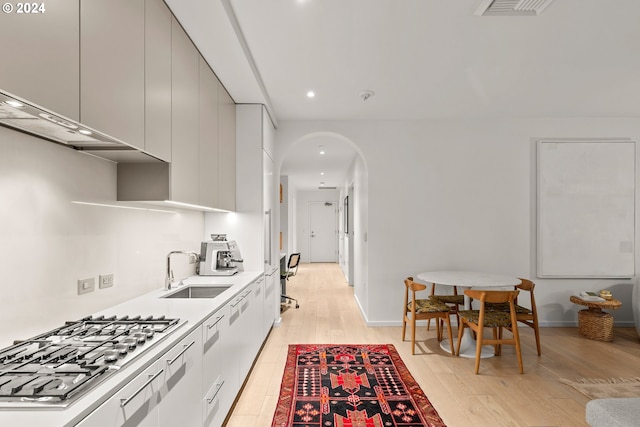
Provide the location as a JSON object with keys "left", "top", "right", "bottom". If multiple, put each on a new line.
{"left": 165, "top": 251, "right": 200, "bottom": 290}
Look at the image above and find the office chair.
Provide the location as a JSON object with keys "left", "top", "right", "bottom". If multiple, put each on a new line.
{"left": 281, "top": 253, "right": 300, "bottom": 308}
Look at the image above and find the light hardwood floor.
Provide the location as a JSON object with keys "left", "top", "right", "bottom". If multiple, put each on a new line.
{"left": 225, "top": 263, "right": 640, "bottom": 427}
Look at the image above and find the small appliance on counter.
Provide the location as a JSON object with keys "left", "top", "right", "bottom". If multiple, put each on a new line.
{"left": 198, "top": 234, "right": 244, "bottom": 276}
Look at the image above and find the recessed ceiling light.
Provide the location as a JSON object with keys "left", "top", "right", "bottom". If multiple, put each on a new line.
{"left": 78, "top": 129, "right": 93, "bottom": 136}
{"left": 307, "top": 91, "right": 315, "bottom": 98}
{"left": 320, "top": 172, "right": 325, "bottom": 175}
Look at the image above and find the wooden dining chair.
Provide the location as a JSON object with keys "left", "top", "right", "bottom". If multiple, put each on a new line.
{"left": 402, "top": 277, "right": 455, "bottom": 355}
{"left": 456, "top": 289, "right": 524, "bottom": 374}
{"left": 427, "top": 283, "right": 464, "bottom": 331}
{"left": 485, "top": 278, "right": 541, "bottom": 356}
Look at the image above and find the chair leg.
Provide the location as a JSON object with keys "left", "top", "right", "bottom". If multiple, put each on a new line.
{"left": 455, "top": 323, "right": 465, "bottom": 356}
{"left": 444, "top": 315, "right": 454, "bottom": 356}
{"left": 533, "top": 320, "right": 542, "bottom": 356}
{"left": 436, "top": 317, "right": 442, "bottom": 341}
{"left": 474, "top": 326, "right": 483, "bottom": 374}
{"left": 426, "top": 318, "right": 432, "bottom": 331}
{"left": 513, "top": 325, "right": 524, "bottom": 374}
{"left": 401, "top": 315, "right": 407, "bottom": 341}
{"left": 411, "top": 318, "right": 416, "bottom": 355}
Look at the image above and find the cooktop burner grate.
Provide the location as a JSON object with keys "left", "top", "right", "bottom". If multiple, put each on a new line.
{"left": 0, "top": 315, "right": 182, "bottom": 406}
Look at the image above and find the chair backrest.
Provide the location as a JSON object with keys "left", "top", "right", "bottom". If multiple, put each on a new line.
{"left": 285, "top": 253, "right": 301, "bottom": 277}
{"left": 515, "top": 278, "right": 536, "bottom": 309}
{"left": 404, "top": 277, "right": 427, "bottom": 312}
{"left": 288, "top": 253, "right": 301, "bottom": 269}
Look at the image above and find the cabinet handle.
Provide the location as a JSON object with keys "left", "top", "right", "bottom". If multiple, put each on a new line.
{"left": 167, "top": 341, "right": 195, "bottom": 366}
{"left": 207, "top": 315, "right": 224, "bottom": 329}
{"left": 206, "top": 380, "right": 225, "bottom": 404}
{"left": 231, "top": 297, "right": 243, "bottom": 307}
{"left": 120, "top": 369, "right": 163, "bottom": 408}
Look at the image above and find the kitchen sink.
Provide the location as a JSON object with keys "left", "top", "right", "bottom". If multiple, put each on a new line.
{"left": 163, "top": 285, "right": 231, "bottom": 299}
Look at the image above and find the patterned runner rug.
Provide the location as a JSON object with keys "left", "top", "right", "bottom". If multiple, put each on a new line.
{"left": 271, "top": 344, "right": 446, "bottom": 427}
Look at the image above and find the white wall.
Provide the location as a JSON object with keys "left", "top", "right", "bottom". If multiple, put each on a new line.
{"left": 280, "top": 175, "right": 289, "bottom": 255}
{"left": 0, "top": 127, "right": 205, "bottom": 347}
{"left": 276, "top": 118, "right": 640, "bottom": 327}
{"left": 350, "top": 152, "right": 368, "bottom": 312}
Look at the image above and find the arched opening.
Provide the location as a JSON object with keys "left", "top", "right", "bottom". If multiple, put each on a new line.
{"left": 277, "top": 131, "right": 369, "bottom": 312}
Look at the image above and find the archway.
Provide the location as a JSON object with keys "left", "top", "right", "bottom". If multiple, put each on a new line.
{"left": 276, "top": 131, "right": 369, "bottom": 312}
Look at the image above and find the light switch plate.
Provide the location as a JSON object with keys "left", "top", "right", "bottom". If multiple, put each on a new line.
{"left": 77, "top": 277, "right": 95, "bottom": 295}
{"left": 99, "top": 274, "right": 114, "bottom": 289}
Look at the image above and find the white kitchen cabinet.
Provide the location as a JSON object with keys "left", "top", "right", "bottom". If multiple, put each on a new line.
{"left": 80, "top": 0, "right": 145, "bottom": 150}
{"left": 75, "top": 362, "right": 162, "bottom": 427}
{"left": 263, "top": 269, "right": 278, "bottom": 339}
{"left": 0, "top": 0, "right": 79, "bottom": 120}
{"left": 75, "top": 328, "right": 202, "bottom": 427}
{"left": 144, "top": 0, "right": 173, "bottom": 162}
{"left": 80, "top": 0, "right": 173, "bottom": 161}
{"left": 158, "top": 327, "right": 203, "bottom": 427}
{"left": 249, "top": 276, "right": 265, "bottom": 356}
{"left": 221, "top": 105, "right": 276, "bottom": 270}
{"left": 217, "top": 84, "right": 236, "bottom": 211}
{"left": 171, "top": 17, "right": 200, "bottom": 205}
{"left": 227, "top": 277, "right": 263, "bottom": 389}
{"left": 199, "top": 58, "right": 220, "bottom": 208}
{"left": 202, "top": 305, "right": 231, "bottom": 427}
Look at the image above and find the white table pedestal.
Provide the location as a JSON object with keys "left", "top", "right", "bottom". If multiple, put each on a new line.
{"left": 439, "top": 330, "right": 495, "bottom": 359}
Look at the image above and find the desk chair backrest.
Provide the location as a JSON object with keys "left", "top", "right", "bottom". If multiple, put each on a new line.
{"left": 284, "top": 253, "right": 301, "bottom": 280}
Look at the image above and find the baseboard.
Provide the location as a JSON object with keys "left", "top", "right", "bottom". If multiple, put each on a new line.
{"left": 351, "top": 295, "right": 637, "bottom": 329}
{"left": 363, "top": 320, "right": 636, "bottom": 328}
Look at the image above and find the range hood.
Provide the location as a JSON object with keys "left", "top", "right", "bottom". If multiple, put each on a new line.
{"left": 0, "top": 90, "right": 162, "bottom": 163}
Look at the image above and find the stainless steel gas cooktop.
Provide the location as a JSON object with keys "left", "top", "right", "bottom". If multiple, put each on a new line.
{"left": 0, "top": 315, "right": 184, "bottom": 408}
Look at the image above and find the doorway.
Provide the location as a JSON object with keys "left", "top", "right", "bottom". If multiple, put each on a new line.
{"left": 309, "top": 201, "right": 337, "bottom": 262}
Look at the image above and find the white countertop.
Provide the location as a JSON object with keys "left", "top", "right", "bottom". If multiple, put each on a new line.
{"left": 0, "top": 270, "right": 263, "bottom": 427}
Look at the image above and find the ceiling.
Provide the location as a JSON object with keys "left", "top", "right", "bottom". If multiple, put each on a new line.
{"left": 166, "top": 0, "right": 640, "bottom": 189}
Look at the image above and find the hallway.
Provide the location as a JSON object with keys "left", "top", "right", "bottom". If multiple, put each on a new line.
{"left": 225, "top": 263, "right": 640, "bottom": 427}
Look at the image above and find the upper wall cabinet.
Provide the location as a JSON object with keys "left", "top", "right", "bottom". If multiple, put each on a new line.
{"left": 218, "top": 84, "right": 237, "bottom": 212}
{"left": 144, "top": 0, "right": 172, "bottom": 162}
{"left": 81, "top": 0, "right": 145, "bottom": 150}
{"left": 0, "top": 0, "right": 79, "bottom": 120}
{"left": 199, "top": 58, "right": 220, "bottom": 208}
{"left": 171, "top": 17, "right": 200, "bottom": 205}
{"left": 80, "top": 0, "right": 172, "bottom": 161}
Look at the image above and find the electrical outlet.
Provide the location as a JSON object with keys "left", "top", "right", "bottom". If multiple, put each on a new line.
{"left": 77, "top": 277, "right": 95, "bottom": 295}
{"left": 99, "top": 273, "right": 114, "bottom": 289}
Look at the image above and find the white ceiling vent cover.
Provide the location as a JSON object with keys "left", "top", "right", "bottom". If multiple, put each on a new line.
{"left": 475, "top": 0, "right": 554, "bottom": 16}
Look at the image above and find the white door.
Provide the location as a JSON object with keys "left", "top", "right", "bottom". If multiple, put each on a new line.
{"left": 309, "top": 202, "right": 338, "bottom": 262}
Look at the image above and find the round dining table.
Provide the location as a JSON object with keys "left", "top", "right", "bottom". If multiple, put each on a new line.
{"left": 416, "top": 271, "right": 522, "bottom": 358}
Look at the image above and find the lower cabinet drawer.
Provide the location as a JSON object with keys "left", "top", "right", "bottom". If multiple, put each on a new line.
{"left": 75, "top": 362, "right": 161, "bottom": 427}
{"left": 203, "top": 374, "right": 226, "bottom": 427}
{"left": 158, "top": 327, "right": 203, "bottom": 427}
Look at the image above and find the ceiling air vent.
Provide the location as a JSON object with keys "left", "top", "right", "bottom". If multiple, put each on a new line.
{"left": 318, "top": 186, "right": 337, "bottom": 190}
{"left": 475, "top": 0, "right": 553, "bottom": 16}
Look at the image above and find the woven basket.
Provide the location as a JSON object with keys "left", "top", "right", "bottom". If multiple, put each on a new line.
{"left": 578, "top": 309, "right": 614, "bottom": 342}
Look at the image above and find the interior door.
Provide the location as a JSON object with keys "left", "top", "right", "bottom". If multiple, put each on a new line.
{"left": 309, "top": 202, "right": 337, "bottom": 262}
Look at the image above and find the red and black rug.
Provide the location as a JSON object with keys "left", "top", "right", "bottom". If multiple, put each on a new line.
{"left": 271, "top": 344, "right": 446, "bottom": 427}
